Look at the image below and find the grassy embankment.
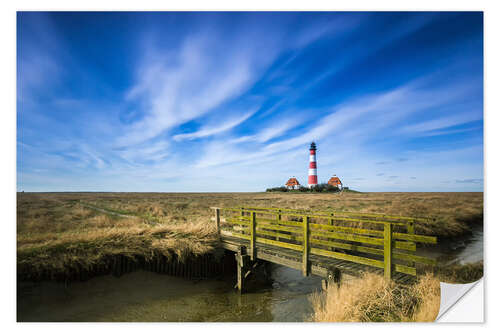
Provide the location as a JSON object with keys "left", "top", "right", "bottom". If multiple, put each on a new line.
{"left": 309, "top": 260, "right": 484, "bottom": 322}
{"left": 310, "top": 272, "right": 441, "bottom": 322}
{"left": 18, "top": 192, "right": 482, "bottom": 280}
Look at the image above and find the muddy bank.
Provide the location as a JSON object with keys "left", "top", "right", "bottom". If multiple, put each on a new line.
{"left": 17, "top": 250, "right": 232, "bottom": 283}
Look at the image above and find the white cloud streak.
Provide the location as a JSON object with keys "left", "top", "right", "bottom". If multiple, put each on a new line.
{"left": 398, "top": 112, "right": 483, "bottom": 134}
{"left": 173, "top": 109, "right": 257, "bottom": 141}
{"left": 118, "top": 32, "right": 279, "bottom": 147}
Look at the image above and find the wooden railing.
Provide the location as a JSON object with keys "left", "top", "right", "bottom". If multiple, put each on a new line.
{"left": 212, "top": 207, "right": 437, "bottom": 280}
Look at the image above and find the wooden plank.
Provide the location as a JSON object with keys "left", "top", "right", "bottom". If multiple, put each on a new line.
{"left": 384, "top": 224, "right": 393, "bottom": 280}
{"left": 310, "top": 248, "right": 384, "bottom": 269}
{"left": 394, "top": 264, "right": 417, "bottom": 276}
{"left": 303, "top": 216, "right": 309, "bottom": 276}
{"left": 220, "top": 207, "right": 251, "bottom": 215}
{"left": 256, "top": 217, "right": 302, "bottom": 227}
{"left": 395, "top": 241, "right": 416, "bottom": 252}
{"left": 255, "top": 236, "right": 303, "bottom": 252}
{"left": 220, "top": 239, "right": 248, "bottom": 252}
{"left": 256, "top": 250, "right": 302, "bottom": 271}
{"left": 311, "top": 238, "right": 383, "bottom": 256}
{"left": 256, "top": 222, "right": 303, "bottom": 234}
{"left": 256, "top": 229, "right": 303, "bottom": 242}
{"left": 221, "top": 230, "right": 251, "bottom": 240}
{"left": 393, "top": 232, "right": 437, "bottom": 244}
{"left": 224, "top": 218, "right": 251, "bottom": 226}
{"left": 309, "top": 230, "right": 384, "bottom": 246}
{"left": 309, "top": 222, "right": 384, "bottom": 237}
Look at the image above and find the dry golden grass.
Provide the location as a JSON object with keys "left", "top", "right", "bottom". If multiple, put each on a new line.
{"left": 17, "top": 191, "right": 482, "bottom": 278}
{"left": 17, "top": 193, "right": 220, "bottom": 278}
{"left": 309, "top": 272, "right": 441, "bottom": 322}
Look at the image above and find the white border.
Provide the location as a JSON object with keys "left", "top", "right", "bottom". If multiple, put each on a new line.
{"left": 2, "top": 1, "right": 497, "bottom": 332}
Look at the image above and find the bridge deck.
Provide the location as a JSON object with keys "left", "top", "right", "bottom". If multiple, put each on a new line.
{"left": 220, "top": 235, "right": 416, "bottom": 285}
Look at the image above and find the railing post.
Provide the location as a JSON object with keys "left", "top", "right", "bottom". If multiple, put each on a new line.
{"left": 250, "top": 211, "right": 256, "bottom": 261}
{"left": 329, "top": 213, "right": 335, "bottom": 252}
{"left": 302, "top": 215, "right": 310, "bottom": 276}
{"left": 384, "top": 223, "right": 393, "bottom": 281}
{"left": 407, "top": 219, "right": 416, "bottom": 268}
{"left": 215, "top": 208, "right": 221, "bottom": 239}
{"left": 276, "top": 209, "right": 282, "bottom": 242}
{"left": 240, "top": 207, "right": 245, "bottom": 235}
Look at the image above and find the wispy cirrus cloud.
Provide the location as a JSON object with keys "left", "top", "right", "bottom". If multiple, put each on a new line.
{"left": 399, "top": 112, "right": 483, "bottom": 135}
{"left": 173, "top": 109, "right": 257, "bottom": 141}
{"left": 456, "top": 178, "right": 483, "bottom": 184}
{"left": 119, "top": 35, "right": 259, "bottom": 146}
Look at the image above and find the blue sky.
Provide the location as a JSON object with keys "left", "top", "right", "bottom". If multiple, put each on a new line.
{"left": 17, "top": 12, "right": 483, "bottom": 192}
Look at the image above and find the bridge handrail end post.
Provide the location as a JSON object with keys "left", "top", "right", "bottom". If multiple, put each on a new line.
{"left": 384, "top": 223, "right": 393, "bottom": 281}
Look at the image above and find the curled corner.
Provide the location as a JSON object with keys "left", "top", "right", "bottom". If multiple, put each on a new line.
{"left": 436, "top": 278, "right": 484, "bottom": 322}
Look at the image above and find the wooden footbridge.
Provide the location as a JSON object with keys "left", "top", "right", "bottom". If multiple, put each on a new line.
{"left": 211, "top": 206, "right": 437, "bottom": 292}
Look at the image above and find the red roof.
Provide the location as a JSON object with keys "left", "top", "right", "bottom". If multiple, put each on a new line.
{"left": 328, "top": 176, "right": 342, "bottom": 186}
{"left": 285, "top": 177, "right": 300, "bottom": 186}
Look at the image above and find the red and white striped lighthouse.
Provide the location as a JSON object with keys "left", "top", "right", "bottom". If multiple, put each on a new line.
{"left": 308, "top": 142, "right": 318, "bottom": 188}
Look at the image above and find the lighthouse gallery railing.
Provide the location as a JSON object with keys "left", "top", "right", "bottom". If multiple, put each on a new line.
{"left": 212, "top": 206, "right": 437, "bottom": 280}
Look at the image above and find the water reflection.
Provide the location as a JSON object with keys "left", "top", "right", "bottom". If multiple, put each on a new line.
{"left": 18, "top": 264, "right": 322, "bottom": 322}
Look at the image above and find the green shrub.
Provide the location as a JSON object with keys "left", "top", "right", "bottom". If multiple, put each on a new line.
{"left": 265, "top": 183, "right": 341, "bottom": 193}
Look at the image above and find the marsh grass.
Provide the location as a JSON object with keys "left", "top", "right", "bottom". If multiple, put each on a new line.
{"left": 430, "top": 261, "right": 484, "bottom": 284}
{"left": 17, "top": 192, "right": 482, "bottom": 279}
{"left": 309, "top": 272, "right": 441, "bottom": 322}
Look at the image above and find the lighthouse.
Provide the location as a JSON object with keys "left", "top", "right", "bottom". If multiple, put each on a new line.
{"left": 308, "top": 142, "right": 318, "bottom": 188}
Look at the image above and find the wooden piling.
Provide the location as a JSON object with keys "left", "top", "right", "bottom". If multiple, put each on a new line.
{"left": 167, "top": 259, "right": 172, "bottom": 275}
{"left": 235, "top": 247, "right": 249, "bottom": 293}
{"left": 302, "top": 215, "right": 310, "bottom": 276}
{"left": 235, "top": 253, "right": 243, "bottom": 292}
{"left": 384, "top": 223, "right": 393, "bottom": 281}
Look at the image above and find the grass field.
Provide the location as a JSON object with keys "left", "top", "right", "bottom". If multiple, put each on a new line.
{"left": 17, "top": 191, "right": 483, "bottom": 280}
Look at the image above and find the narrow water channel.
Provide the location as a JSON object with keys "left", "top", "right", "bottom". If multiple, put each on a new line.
{"left": 416, "top": 226, "right": 483, "bottom": 266}
{"left": 17, "top": 228, "right": 483, "bottom": 322}
{"left": 17, "top": 265, "right": 323, "bottom": 322}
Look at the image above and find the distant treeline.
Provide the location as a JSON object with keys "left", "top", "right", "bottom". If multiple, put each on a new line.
{"left": 266, "top": 183, "right": 348, "bottom": 193}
